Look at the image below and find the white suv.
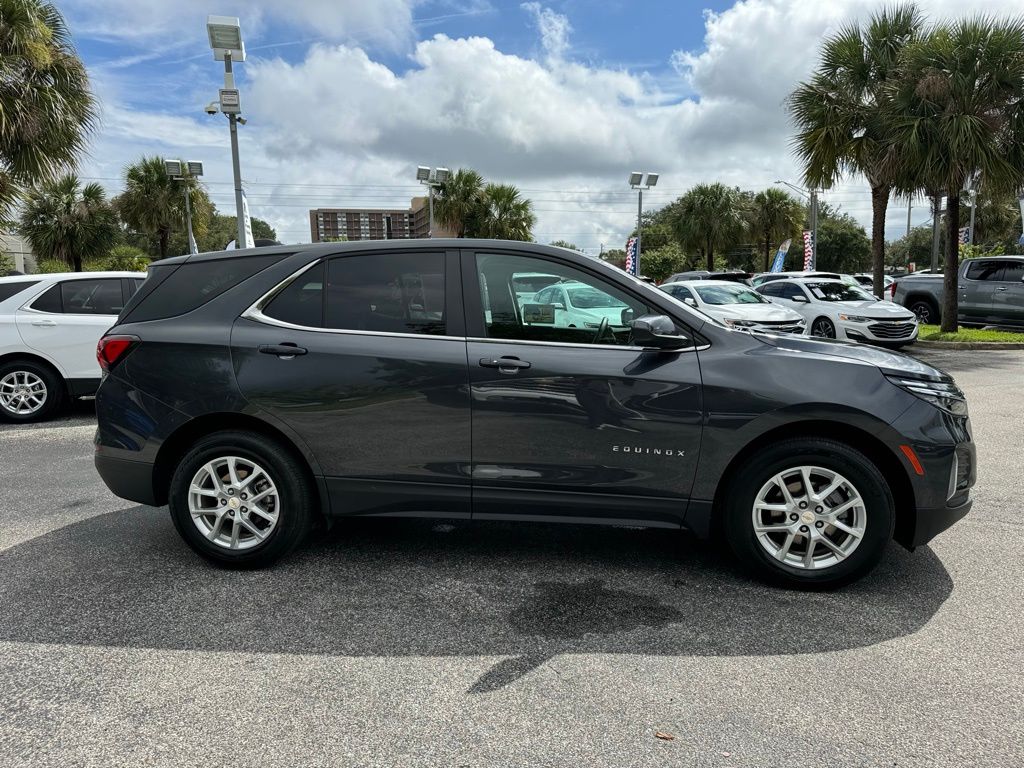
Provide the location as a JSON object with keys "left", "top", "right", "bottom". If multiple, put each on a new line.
{"left": 0, "top": 271, "right": 145, "bottom": 422}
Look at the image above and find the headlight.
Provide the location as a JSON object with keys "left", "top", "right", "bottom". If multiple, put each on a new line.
{"left": 723, "top": 318, "right": 757, "bottom": 328}
{"left": 838, "top": 314, "right": 870, "bottom": 322}
{"left": 886, "top": 376, "right": 968, "bottom": 416}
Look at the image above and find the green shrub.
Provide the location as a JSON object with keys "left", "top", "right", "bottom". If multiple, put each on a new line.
{"left": 104, "top": 245, "right": 150, "bottom": 272}
{"left": 36, "top": 259, "right": 70, "bottom": 274}
{"left": 0, "top": 252, "right": 13, "bottom": 274}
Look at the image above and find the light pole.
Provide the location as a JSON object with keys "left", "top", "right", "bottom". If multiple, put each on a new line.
{"left": 206, "top": 16, "right": 249, "bottom": 248}
{"left": 416, "top": 166, "right": 450, "bottom": 237}
{"left": 165, "top": 160, "right": 204, "bottom": 254}
{"left": 628, "top": 172, "right": 659, "bottom": 275}
{"left": 775, "top": 180, "right": 818, "bottom": 268}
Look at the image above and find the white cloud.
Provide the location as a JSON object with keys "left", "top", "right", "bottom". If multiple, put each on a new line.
{"left": 77, "top": 0, "right": 1024, "bottom": 251}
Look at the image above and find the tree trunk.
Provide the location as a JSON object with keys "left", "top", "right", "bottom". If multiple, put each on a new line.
{"left": 73, "top": 255, "right": 83, "bottom": 272}
{"left": 158, "top": 228, "right": 169, "bottom": 259}
{"left": 941, "top": 191, "right": 960, "bottom": 334}
{"left": 706, "top": 239, "right": 714, "bottom": 272}
{"left": 764, "top": 235, "right": 771, "bottom": 272}
{"left": 870, "top": 185, "right": 889, "bottom": 298}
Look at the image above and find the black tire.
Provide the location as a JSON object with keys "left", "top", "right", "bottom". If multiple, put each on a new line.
{"left": 722, "top": 438, "right": 894, "bottom": 589}
{"left": 908, "top": 298, "right": 939, "bottom": 325}
{"left": 810, "top": 317, "right": 836, "bottom": 338}
{"left": 168, "top": 430, "right": 315, "bottom": 568}
{"left": 0, "top": 359, "right": 64, "bottom": 423}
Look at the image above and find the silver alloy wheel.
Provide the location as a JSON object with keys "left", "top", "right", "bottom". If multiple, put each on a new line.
{"left": 188, "top": 456, "right": 280, "bottom": 550}
{"left": 751, "top": 465, "right": 866, "bottom": 570}
{"left": 811, "top": 318, "right": 835, "bottom": 338}
{"left": 0, "top": 371, "right": 48, "bottom": 416}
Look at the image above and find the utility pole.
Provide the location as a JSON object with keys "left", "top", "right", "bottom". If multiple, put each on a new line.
{"left": 636, "top": 187, "right": 643, "bottom": 269}
{"left": 224, "top": 54, "right": 246, "bottom": 248}
{"left": 628, "top": 172, "right": 659, "bottom": 275}
{"left": 906, "top": 196, "right": 912, "bottom": 238}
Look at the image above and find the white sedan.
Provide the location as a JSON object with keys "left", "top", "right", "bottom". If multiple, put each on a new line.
{"left": 756, "top": 278, "right": 918, "bottom": 346}
{"left": 660, "top": 280, "right": 806, "bottom": 334}
{"left": 0, "top": 271, "right": 146, "bottom": 422}
{"left": 530, "top": 280, "right": 634, "bottom": 329}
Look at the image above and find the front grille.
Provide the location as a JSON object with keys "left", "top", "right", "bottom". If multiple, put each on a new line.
{"left": 868, "top": 321, "right": 916, "bottom": 339}
{"left": 755, "top": 321, "right": 804, "bottom": 334}
{"left": 955, "top": 443, "right": 974, "bottom": 492}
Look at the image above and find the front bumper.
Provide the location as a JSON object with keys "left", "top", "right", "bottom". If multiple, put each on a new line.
{"left": 842, "top": 320, "right": 919, "bottom": 344}
{"left": 909, "top": 495, "right": 973, "bottom": 547}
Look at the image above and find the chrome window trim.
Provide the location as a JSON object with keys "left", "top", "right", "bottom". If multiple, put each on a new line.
{"left": 243, "top": 259, "right": 707, "bottom": 352}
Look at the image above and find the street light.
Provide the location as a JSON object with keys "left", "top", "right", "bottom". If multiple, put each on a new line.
{"left": 416, "top": 166, "right": 449, "bottom": 237}
{"left": 629, "top": 172, "right": 659, "bottom": 275}
{"left": 165, "top": 160, "right": 203, "bottom": 255}
{"left": 775, "top": 179, "right": 818, "bottom": 269}
{"left": 206, "top": 15, "right": 249, "bottom": 248}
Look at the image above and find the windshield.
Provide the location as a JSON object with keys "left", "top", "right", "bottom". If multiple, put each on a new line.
{"left": 806, "top": 281, "right": 876, "bottom": 302}
{"left": 512, "top": 274, "right": 560, "bottom": 293}
{"left": 695, "top": 284, "right": 766, "bottom": 305}
{"left": 567, "top": 286, "right": 627, "bottom": 309}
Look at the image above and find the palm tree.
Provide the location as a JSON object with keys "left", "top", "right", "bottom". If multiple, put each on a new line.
{"left": 672, "top": 183, "right": 747, "bottom": 271}
{"left": 749, "top": 188, "right": 805, "bottom": 271}
{"left": 116, "top": 157, "right": 205, "bottom": 258}
{"left": 0, "top": 0, "right": 97, "bottom": 218}
{"left": 18, "top": 174, "right": 118, "bottom": 272}
{"left": 434, "top": 169, "right": 484, "bottom": 237}
{"left": 788, "top": 5, "right": 923, "bottom": 298}
{"left": 887, "top": 17, "right": 1024, "bottom": 332}
{"left": 476, "top": 183, "right": 536, "bottom": 241}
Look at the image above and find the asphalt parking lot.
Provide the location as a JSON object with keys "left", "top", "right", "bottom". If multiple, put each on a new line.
{"left": 0, "top": 347, "right": 1021, "bottom": 767}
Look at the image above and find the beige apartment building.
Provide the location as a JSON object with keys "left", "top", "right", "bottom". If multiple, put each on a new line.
{"left": 309, "top": 197, "right": 455, "bottom": 242}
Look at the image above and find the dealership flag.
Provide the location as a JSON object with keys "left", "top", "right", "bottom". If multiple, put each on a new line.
{"left": 770, "top": 239, "right": 791, "bottom": 273}
{"left": 958, "top": 226, "right": 971, "bottom": 245}
{"left": 1018, "top": 195, "right": 1024, "bottom": 245}
{"left": 625, "top": 236, "right": 638, "bottom": 275}
{"left": 241, "top": 190, "right": 256, "bottom": 249}
{"left": 802, "top": 230, "right": 814, "bottom": 271}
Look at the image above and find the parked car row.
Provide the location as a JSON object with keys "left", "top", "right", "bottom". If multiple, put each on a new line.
{"left": 659, "top": 276, "right": 918, "bottom": 347}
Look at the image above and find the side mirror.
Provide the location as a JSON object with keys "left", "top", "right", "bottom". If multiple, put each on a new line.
{"left": 552, "top": 302, "right": 565, "bottom": 310}
{"left": 791, "top": 295, "right": 809, "bottom": 303}
{"left": 630, "top": 315, "right": 690, "bottom": 350}
{"left": 684, "top": 297, "right": 697, "bottom": 307}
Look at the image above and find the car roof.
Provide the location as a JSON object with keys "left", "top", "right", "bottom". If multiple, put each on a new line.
{"left": 0, "top": 271, "right": 146, "bottom": 282}
{"left": 667, "top": 279, "right": 751, "bottom": 288}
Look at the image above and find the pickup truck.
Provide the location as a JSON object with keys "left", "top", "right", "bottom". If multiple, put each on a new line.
{"left": 894, "top": 256, "right": 1024, "bottom": 328}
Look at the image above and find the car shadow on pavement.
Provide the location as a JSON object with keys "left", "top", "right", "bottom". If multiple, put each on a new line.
{"left": 0, "top": 507, "right": 953, "bottom": 693}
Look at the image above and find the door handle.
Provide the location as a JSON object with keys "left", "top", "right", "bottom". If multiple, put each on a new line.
{"left": 31, "top": 319, "right": 57, "bottom": 327}
{"left": 995, "top": 286, "right": 1008, "bottom": 291}
{"left": 259, "top": 343, "right": 307, "bottom": 358}
{"left": 479, "top": 356, "right": 531, "bottom": 374}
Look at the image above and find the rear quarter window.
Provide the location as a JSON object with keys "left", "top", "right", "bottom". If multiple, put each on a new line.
{"left": 122, "top": 255, "right": 280, "bottom": 323}
{"left": 0, "top": 281, "right": 40, "bottom": 303}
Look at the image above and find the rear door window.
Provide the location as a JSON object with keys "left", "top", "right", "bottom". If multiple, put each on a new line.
{"left": 325, "top": 252, "right": 446, "bottom": 335}
{"left": 60, "top": 279, "right": 125, "bottom": 315}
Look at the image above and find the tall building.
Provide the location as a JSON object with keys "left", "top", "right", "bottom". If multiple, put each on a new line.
{"left": 309, "top": 197, "right": 453, "bottom": 242}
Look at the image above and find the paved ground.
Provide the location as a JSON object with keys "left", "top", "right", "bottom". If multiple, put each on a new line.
{"left": 0, "top": 348, "right": 1021, "bottom": 767}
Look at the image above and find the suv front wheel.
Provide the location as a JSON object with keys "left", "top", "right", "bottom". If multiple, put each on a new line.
{"left": 723, "top": 438, "right": 894, "bottom": 589}
{"left": 169, "top": 430, "right": 315, "bottom": 567}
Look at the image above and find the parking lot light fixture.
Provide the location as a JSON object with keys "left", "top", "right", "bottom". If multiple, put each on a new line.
{"left": 417, "top": 166, "right": 449, "bottom": 237}
{"left": 207, "top": 15, "right": 245, "bottom": 61}
{"left": 628, "top": 172, "right": 660, "bottom": 274}
{"left": 165, "top": 160, "right": 203, "bottom": 255}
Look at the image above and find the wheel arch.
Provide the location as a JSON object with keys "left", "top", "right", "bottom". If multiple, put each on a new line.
{"left": 151, "top": 411, "right": 329, "bottom": 521}
{"left": 0, "top": 351, "right": 67, "bottom": 382}
{"left": 710, "top": 419, "right": 917, "bottom": 548}
{"left": 904, "top": 293, "right": 940, "bottom": 320}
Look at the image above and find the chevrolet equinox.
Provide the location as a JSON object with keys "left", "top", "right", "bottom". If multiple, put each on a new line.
{"left": 94, "top": 241, "right": 975, "bottom": 588}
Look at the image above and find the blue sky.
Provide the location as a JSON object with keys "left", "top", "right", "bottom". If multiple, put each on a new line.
{"left": 61, "top": 0, "right": 1017, "bottom": 249}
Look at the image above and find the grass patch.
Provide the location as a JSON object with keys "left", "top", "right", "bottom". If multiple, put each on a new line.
{"left": 919, "top": 324, "right": 1024, "bottom": 343}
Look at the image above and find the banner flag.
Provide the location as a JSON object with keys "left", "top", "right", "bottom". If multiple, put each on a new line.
{"left": 625, "top": 236, "right": 638, "bottom": 275}
{"left": 958, "top": 227, "right": 971, "bottom": 245}
{"left": 241, "top": 190, "right": 256, "bottom": 249}
{"left": 802, "top": 231, "right": 814, "bottom": 271}
{"left": 770, "top": 238, "right": 791, "bottom": 273}
{"left": 1018, "top": 195, "right": 1024, "bottom": 246}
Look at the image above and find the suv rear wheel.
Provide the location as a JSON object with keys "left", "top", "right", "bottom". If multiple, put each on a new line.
{"left": 0, "top": 360, "right": 63, "bottom": 423}
{"left": 169, "top": 430, "right": 315, "bottom": 567}
{"left": 723, "top": 438, "right": 894, "bottom": 589}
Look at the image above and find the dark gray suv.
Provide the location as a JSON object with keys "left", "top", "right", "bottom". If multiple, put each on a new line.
{"left": 94, "top": 240, "right": 975, "bottom": 588}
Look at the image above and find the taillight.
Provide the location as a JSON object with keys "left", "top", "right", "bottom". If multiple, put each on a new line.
{"left": 889, "top": 282, "right": 897, "bottom": 298}
{"left": 97, "top": 335, "right": 139, "bottom": 371}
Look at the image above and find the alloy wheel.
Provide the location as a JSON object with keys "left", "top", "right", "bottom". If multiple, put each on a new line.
{"left": 188, "top": 456, "right": 280, "bottom": 550}
{"left": 811, "top": 319, "right": 836, "bottom": 338}
{"left": 751, "top": 465, "right": 866, "bottom": 570}
{"left": 0, "top": 371, "right": 48, "bottom": 416}
{"left": 910, "top": 302, "right": 933, "bottom": 324}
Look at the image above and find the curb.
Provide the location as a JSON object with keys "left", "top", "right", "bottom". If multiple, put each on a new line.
{"left": 913, "top": 340, "right": 1024, "bottom": 350}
